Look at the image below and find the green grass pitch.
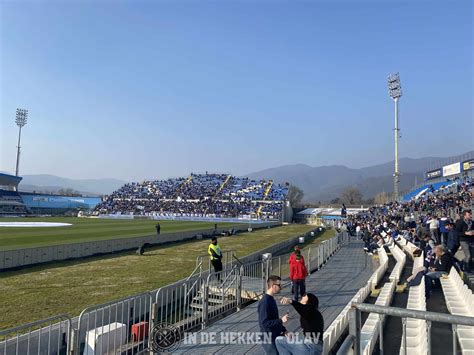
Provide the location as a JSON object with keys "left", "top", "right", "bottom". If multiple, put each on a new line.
{"left": 0, "top": 217, "right": 236, "bottom": 251}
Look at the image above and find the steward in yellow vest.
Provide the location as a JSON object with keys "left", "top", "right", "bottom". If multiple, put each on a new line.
{"left": 208, "top": 237, "right": 223, "bottom": 280}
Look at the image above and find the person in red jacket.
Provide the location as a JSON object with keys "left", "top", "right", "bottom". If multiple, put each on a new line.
{"left": 290, "top": 249, "right": 308, "bottom": 302}
{"left": 289, "top": 245, "right": 306, "bottom": 264}
{"left": 289, "top": 246, "right": 305, "bottom": 295}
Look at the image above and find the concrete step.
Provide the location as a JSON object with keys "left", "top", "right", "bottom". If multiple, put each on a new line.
{"left": 464, "top": 271, "right": 474, "bottom": 291}
{"left": 192, "top": 296, "right": 225, "bottom": 305}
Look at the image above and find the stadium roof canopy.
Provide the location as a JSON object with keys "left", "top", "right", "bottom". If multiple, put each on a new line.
{"left": 0, "top": 172, "right": 22, "bottom": 188}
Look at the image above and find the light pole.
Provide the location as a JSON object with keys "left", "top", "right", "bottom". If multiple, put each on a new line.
{"left": 387, "top": 73, "right": 402, "bottom": 200}
{"left": 15, "top": 108, "right": 28, "bottom": 177}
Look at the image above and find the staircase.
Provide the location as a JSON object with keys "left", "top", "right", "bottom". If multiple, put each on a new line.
{"left": 189, "top": 284, "right": 234, "bottom": 315}
{"left": 255, "top": 180, "right": 273, "bottom": 217}
{"left": 263, "top": 180, "right": 273, "bottom": 199}
{"left": 188, "top": 266, "right": 243, "bottom": 323}
{"left": 175, "top": 175, "right": 193, "bottom": 198}
{"left": 213, "top": 175, "right": 232, "bottom": 200}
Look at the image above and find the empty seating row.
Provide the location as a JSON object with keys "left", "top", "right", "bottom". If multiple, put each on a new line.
{"left": 440, "top": 267, "right": 474, "bottom": 354}
{"left": 399, "top": 252, "right": 426, "bottom": 354}
{"left": 396, "top": 238, "right": 418, "bottom": 259}
{"left": 359, "top": 280, "right": 396, "bottom": 355}
{"left": 368, "top": 247, "right": 389, "bottom": 289}
{"left": 389, "top": 245, "right": 407, "bottom": 283}
{"left": 322, "top": 283, "right": 372, "bottom": 355}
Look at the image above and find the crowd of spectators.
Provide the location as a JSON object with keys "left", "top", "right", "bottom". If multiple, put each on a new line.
{"left": 94, "top": 173, "right": 288, "bottom": 219}
{"left": 345, "top": 179, "right": 474, "bottom": 298}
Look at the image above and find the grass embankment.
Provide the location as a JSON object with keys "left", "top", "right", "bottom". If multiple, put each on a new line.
{"left": 0, "top": 217, "right": 235, "bottom": 250}
{"left": 0, "top": 224, "right": 316, "bottom": 329}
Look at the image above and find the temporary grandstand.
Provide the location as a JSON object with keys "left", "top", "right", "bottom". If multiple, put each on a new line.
{"left": 94, "top": 173, "right": 289, "bottom": 221}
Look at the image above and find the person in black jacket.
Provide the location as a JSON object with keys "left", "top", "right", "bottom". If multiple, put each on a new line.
{"left": 276, "top": 293, "right": 324, "bottom": 355}
{"left": 258, "top": 275, "right": 288, "bottom": 354}
{"left": 425, "top": 245, "right": 453, "bottom": 298}
{"left": 446, "top": 221, "right": 460, "bottom": 255}
{"left": 455, "top": 210, "right": 474, "bottom": 272}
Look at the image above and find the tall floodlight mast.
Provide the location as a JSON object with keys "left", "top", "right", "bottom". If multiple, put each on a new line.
{"left": 387, "top": 73, "right": 402, "bottom": 200}
{"left": 15, "top": 108, "right": 28, "bottom": 177}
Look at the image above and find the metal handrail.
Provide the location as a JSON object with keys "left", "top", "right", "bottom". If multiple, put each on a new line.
{"left": 221, "top": 265, "right": 240, "bottom": 296}
{"left": 0, "top": 314, "right": 72, "bottom": 337}
{"left": 184, "top": 271, "right": 203, "bottom": 299}
{"left": 232, "top": 254, "right": 244, "bottom": 266}
{"left": 219, "top": 265, "right": 238, "bottom": 287}
{"left": 196, "top": 250, "right": 236, "bottom": 265}
{"left": 186, "top": 260, "right": 203, "bottom": 281}
{"left": 352, "top": 302, "right": 474, "bottom": 326}
{"left": 345, "top": 303, "right": 474, "bottom": 355}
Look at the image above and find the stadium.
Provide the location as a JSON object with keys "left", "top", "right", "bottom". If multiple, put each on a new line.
{"left": 1, "top": 2, "right": 473, "bottom": 355}
{"left": 1, "top": 159, "right": 473, "bottom": 355}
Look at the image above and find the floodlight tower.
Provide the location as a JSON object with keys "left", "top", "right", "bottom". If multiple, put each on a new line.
{"left": 15, "top": 108, "right": 28, "bottom": 177}
{"left": 387, "top": 73, "right": 402, "bottom": 200}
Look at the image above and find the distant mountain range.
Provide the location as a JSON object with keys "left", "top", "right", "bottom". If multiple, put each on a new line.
{"left": 16, "top": 175, "right": 126, "bottom": 196}
{"left": 244, "top": 151, "right": 474, "bottom": 202}
{"left": 4, "top": 151, "right": 472, "bottom": 200}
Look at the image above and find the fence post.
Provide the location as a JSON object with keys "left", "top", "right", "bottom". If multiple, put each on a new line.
{"left": 278, "top": 257, "right": 282, "bottom": 278}
{"left": 236, "top": 267, "right": 242, "bottom": 311}
{"left": 260, "top": 253, "right": 272, "bottom": 294}
{"left": 148, "top": 302, "right": 158, "bottom": 351}
{"left": 69, "top": 328, "right": 76, "bottom": 355}
{"left": 349, "top": 307, "right": 361, "bottom": 355}
{"left": 202, "top": 283, "right": 209, "bottom": 329}
{"left": 307, "top": 248, "right": 311, "bottom": 271}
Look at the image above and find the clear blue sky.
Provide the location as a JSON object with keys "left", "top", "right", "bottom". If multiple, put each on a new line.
{"left": 1, "top": 0, "right": 472, "bottom": 181}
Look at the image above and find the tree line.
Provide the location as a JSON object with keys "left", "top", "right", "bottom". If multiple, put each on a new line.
{"left": 288, "top": 185, "right": 390, "bottom": 207}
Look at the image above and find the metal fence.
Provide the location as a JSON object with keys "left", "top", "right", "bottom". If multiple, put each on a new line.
{"left": 73, "top": 292, "right": 153, "bottom": 355}
{"left": 0, "top": 314, "right": 71, "bottom": 355}
{"left": 339, "top": 303, "right": 474, "bottom": 355}
{"left": 194, "top": 250, "right": 236, "bottom": 277}
{"left": 271, "top": 232, "right": 349, "bottom": 281}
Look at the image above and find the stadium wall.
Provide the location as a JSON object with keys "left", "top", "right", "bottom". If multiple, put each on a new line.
{"left": 0, "top": 221, "right": 279, "bottom": 271}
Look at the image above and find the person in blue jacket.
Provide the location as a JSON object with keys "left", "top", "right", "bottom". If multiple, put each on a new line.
{"left": 258, "top": 275, "right": 288, "bottom": 354}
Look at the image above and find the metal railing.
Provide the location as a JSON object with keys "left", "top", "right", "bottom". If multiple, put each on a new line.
{"left": 154, "top": 274, "right": 207, "bottom": 334}
{"left": 73, "top": 292, "right": 153, "bottom": 355}
{"left": 0, "top": 314, "right": 71, "bottom": 355}
{"left": 271, "top": 232, "right": 348, "bottom": 281}
{"left": 239, "top": 259, "right": 267, "bottom": 300}
{"left": 203, "top": 265, "right": 242, "bottom": 326}
{"left": 341, "top": 303, "right": 474, "bottom": 355}
{"left": 194, "top": 250, "right": 236, "bottom": 276}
